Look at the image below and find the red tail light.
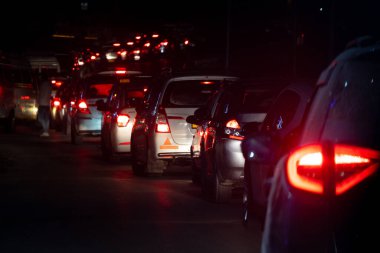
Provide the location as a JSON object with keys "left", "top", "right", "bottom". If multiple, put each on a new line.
{"left": 155, "top": 107, "right": 170, "bottom": 133}
{"left": 77, "top": 99, "right": 90, "bottom": 114}
{"left": 287, "top": 144, "right": 379, "bottom": 195}
{"left": 21, "top": 96, "right": 30, "bottom": 100}
{"left": 52, "top": 98, "right": 61, "bottom": 107}
{"left": 117, "top": 114, "right": 130, "bottom": 127}
{"left": 225, "top": 119, "right": 243, "bottom": 140}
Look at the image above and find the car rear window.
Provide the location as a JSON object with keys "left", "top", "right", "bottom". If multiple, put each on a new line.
{"left": 85, "top": 83, "right": 113, "bottom": 98}
{"left": 161, "top": 80, "right": 222, "bottom": 108}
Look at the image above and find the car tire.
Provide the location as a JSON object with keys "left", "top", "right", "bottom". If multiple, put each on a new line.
{"left": 242, "top": 163, "right": 254, "bottom": 227}
{"left": 101, "top": 130, "right": 118, "bottom": 162}
{"left": 4, "top": 111, "right": 16, "bottom": 133}
{"left": 201, "top": 152, "right": 231, "bottom": 203}
{"left": 70, "top": 121, "right": 82, "bottom": 144}
{"left": 63, "top": 114, "right": 72, "bottom": 136}
{"left": 209, "top": 169, "right": 231, "bottom": 203}
{"left": 146, "top": 148, "right": 166, "bottom": 176}
{"left": 131, "top": 137, "right": 147, "bottom": 176}
{"left": 191, "top": 160, "right": 201, "bottom": 185}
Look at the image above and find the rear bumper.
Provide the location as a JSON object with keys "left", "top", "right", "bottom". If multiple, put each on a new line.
{"left": 75, "top": 115, "right": 102, "bottom": 134}
{"left": 158, "top": 152, "right": 192, "bottom": 159}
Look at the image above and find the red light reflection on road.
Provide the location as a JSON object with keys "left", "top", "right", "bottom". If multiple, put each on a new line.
{"left": 154, "top": 182, "right": 172, "bottom": 208}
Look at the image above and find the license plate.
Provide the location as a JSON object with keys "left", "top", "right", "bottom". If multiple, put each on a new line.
{"left": 191, "top": 124, "right": 198, "bottom": 129}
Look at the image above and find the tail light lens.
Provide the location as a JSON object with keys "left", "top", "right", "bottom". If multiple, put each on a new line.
{"left": 116, "top": 114, "right": 130, "bottom": 127}
{"left": 21, "top": 96, "right": 30, "bottom": 100}
{"left": 155, "top": 107, "right": 170, "bottom": 133}
{"left": 52, "top": 98, "right": 61, "bottom": 107}
{"left": 77, "top": 99, "right": 90, "bottom": 114}
{"left": 287, "top": 144, "right": 379, "bottom": 195}
{"left": 225, "top": 119, "right": 243, "bottom": 140}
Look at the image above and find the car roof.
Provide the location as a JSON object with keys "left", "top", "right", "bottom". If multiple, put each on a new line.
{"left": 167, "top": 75, "right": 239, "bottom": 82}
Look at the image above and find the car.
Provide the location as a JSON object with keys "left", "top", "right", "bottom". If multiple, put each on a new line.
{"left": 187, "top": 81, "right": 281, "bottom": 202}
{"left": 0, "top": 60, "right": 38, "bottom": 132}
{"left": 260, "top": 38, "right": 380, "bottom": 253}
{"left": 241, "top": 81, "right": 314, "bottom": 225}
{"left": 49, "top": 76, "right": 74, "bottom": 131}
{"left": 70, "top": 68, "right": 142, "bottom": 144}
{"left": 97, "top": 75, "right": 152, "bottom": 161}
{"left": 131, "top": 73, "right": 239, "bottom": 176}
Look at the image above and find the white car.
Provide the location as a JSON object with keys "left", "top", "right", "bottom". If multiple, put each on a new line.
{"left": 98, "top": 75, "right": 152, "bottom": 161}
{"left": 131, "top": 74, "right": 239, "bottom": 176}
{"left": 70, "top": 69, "right": 142, "bottom": 144}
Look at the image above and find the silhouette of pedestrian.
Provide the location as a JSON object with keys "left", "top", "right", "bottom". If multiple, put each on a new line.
{"left": 37, "top": 72, "right": 52, "bottom": 137}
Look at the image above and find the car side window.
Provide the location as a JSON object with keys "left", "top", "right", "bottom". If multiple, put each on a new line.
{"left": 108, "top": 87, "right": 120, "bottom": 110}
{"left": 262, "top": 90, "right": 300, "bottom": 133}
{"left": 212, "top": 90, "right": 232, "bottom": 120}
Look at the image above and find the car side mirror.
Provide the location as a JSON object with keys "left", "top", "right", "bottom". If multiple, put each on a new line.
{"left": 186, "top": 115, "right": 201, "bottom": 125}
{"left": 241, "top": 132, "right": 272, "bottom": 162}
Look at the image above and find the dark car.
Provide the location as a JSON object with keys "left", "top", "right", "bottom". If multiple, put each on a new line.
{"left": 49, "top": 77, "right": 77, "bottom": 132}
{"left": 241, "top": 81, "right": 314, "bottom": 225}
{"left": 187, "top": 81, "right": 281, "bottom": 202}
{"left": 260, "top": 39, "right": 380, "bottom": 253}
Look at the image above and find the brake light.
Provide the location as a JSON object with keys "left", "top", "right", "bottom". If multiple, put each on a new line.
{"left": 225, "top": 119, "right": 243, "bottom": 140}
{"left": 21, "top": 96, "right": 30, "bottom": 100}
{"left": 226, "top": 119, "right": 240, "bottom": 129}
{"left": 155, "top": 108, "right": 170, "bottom": 133}
{"left": 77, "top": 99, "right": 90, "bottom": 114}
{"left": 287, "top": 144, "right": 379, "bottom": 195}
{"left": 52, "top": 98, "right": 61, "bottom": 107}
{"left": 115, "top": 67, "right": 127, "bottom": 75}
{"left": 117, "top": 114, "right": 130, "bottom": 127}
{"left": 200, "top": 81, "right": 214, "bottom": 85}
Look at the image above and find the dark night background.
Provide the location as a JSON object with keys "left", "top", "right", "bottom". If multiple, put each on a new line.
{"left": 1, "top": 0, "right": 379, "bottom": 80}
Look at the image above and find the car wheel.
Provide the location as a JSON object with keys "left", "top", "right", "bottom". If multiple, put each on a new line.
{"left": 191, "top": 159, "right": 201, "bottom": 185}
{"left": 201, "top": 152, "right": 231, "bottom": 203}
{"left": 4, "top": 111, "right": 16, "bottom": 133}
{"left": 209, "top": 168, "right": 231, "bottom": 203}
{"left": 64, "top": 115, "right": 72, "bottom": 136}
{"left": 70, "top": 121, "right": 82, "bottom": 144}
{"left": 200, "top": 152, "right": 208, "bottom": 196}
{"left": 242, "top": 163, "right": 254, "bottom": 227}
{"left": 62, "top": 115, "right": 68, "bottom": 135}
{"left": 146, "top": 148, "right": 166, "bottom": 176}
{"left": 101, "top": 130, "right": 118, "bottom": 162}
{"left": 131, "top": 138, "right": 147, "bottom": 176}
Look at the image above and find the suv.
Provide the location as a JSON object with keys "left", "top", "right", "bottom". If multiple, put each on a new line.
{"left": 260, "top": 39, "right": 380, "bottom": 252}
{"left": 241, "top": 81, "right": 314, "bottom": 225}
{"left": 131, "top": 73, "right": 239, "bottom": 176}
{"left": 0, "top": 62, "right": 37, "bottom": 132}
{"left": 187, "top": 81, "right": 281, "bottom": 202}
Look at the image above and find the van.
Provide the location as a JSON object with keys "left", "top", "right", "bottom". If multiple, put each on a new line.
{"left": 0, "top": 62, "right": 38, "bottom": 132}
